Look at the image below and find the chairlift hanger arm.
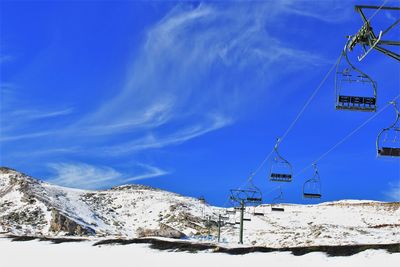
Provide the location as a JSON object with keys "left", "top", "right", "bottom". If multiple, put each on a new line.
{"left": 273, "top": 137, "right": 291, "bottom": 166}
{"left": 387, "top": 102, "right": 400, "bottom": 129}
{"left": 343, "top": 42, "right": 377, "bottom": 93}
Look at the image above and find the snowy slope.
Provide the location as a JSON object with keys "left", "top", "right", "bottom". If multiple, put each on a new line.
{"left": 0, "top": 167, "right": 399, "bottom": 248}
{"left": 0, "top": 167, "right": 220, "bottom": 238}
{"left": 220, "top": 201, "right": 399, "bottom": 247}
{"left": 1, "top": 238, "right": 399, "bottom": 267}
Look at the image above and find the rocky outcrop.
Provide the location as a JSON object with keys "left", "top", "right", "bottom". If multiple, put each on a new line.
{"left": 49, "top": 209, "right": 95, "bottom": 236}
{"left": 137, "top": 223, "right": 186, "bottom": 239}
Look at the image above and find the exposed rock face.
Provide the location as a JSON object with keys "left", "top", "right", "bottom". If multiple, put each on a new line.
{"left": 0, "top": 167, "right": 17, "bottom": 174}
{"left": 49, "top": 210, "right": 95, "bottom": 236}
{"left": 136, "top": 223, "right": 186, "bottom": 239}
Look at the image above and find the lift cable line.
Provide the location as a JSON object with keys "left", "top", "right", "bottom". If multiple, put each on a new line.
{"left": 365, "top": 0, "right": 389, "bottom": 22}
{"left": 227, "top": 53, "right": 343, "bottom": 209}
{"left": 280, "top": 54, "right": 343, "bottom": 143}
{"left": 245, "top": 53, "right": 343, "bottom": 182}
{"left": 295, "top": 94, "right": 400, "bottom": 177}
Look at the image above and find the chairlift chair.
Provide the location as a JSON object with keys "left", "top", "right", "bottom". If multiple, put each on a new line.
{"left": 271, "top": 187, "right": 285, "bottom": 212}
{"left": 271, "top": 207, "right": 284, "bottom": 212}
{"left": 227, "top": 214, "right": 236, "bottom": 226}
{"left": 246, "top": 173, "right": 263, "bottom": 203}
{"left": 269, "top": 138, "right": 293, "bottom": 182}
{"left": 303, "top": 164, "right": 322, "bottom": 199}
{"left": 230, "top": 189, "right": 262, "bottom": 205}
{"left": 225, "top": 208, "right": 236, "bottom": 214}
{"left": 229, "top": 173, "right": 263, "bottom": 205}
{"left": 253, "top": 205, "right": 264, "bottom": 216}
{"left": 220, "top": 215, "right": 229, "bottom": 227}
{"left": 377, "top": 101, "right": 400, "bottom": 157}
{"left": 335, "top": 41, "right": 377, "bottom": 112}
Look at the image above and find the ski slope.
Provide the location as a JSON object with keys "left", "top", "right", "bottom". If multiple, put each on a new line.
{"left": 0, "top": 238, "right": 398, "bottom": 267}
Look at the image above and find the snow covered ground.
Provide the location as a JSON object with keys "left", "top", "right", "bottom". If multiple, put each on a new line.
{"left": 0, "top": 237, "right": 399, "bottom": 267}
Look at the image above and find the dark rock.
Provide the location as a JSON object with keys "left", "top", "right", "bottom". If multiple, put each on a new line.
{"left": 49, "top": 209, "right": 95, "bottom": 236}
{"left": 136, "top": 223, "right": 186, "bottom": 239}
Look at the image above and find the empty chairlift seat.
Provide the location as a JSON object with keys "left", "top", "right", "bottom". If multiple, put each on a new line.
{"left": 246, "top": 197, "right": 262, "bottom": 202}
{"left": 271, "top": 187, "right": 285, "bottom": 212}
{"left": 269, "top": 138, "right": 293, "bottom": 182}
{"left": 336, "top": 95, "right": 376, "bottom": 112}
{"left": 270, "top": 173, "right": 292, "bottom": 182}
{"left": 303, "top": 164, "right": 322, "bottom": 199}
{"left": 376, "top": 101, "right": 400, "bottom": 158}
{"left": 335, "top": 44, "right": 377, "bottom": 112}
{"left": 303, "top": 193, "right": 322, "bottom": 199}
{"left": 253, "top": 211, "right": 264, "bottom": 216}
{"left": 378, "top": 147, "right": 400, "bottom": 157}
{"left": 271, "top": 207, "right": 285, "bottom": 212}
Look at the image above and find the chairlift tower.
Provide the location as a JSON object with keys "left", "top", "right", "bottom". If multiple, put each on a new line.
{"left": 217, "top": 213, "right": 229, "bottom": 243}
{"left": 229, "top": 188, "right": 261, "bottom": 244}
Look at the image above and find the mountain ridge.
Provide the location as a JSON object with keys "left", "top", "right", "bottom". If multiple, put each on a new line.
{"left": 0, "top": 167, "right": 399, "bottom": 248}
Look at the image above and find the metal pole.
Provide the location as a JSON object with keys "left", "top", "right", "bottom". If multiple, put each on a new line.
{"left": 239, "top": 200, "right": 244, "bottom": 244}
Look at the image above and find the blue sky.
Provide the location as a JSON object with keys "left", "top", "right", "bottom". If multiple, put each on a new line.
{"left": 1, "top": 0, "right": 399, "bottom": 205}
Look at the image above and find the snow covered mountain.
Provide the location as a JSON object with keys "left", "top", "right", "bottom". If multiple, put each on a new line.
{"left": 0, "top": 167, "right": 399, "bottom": 248}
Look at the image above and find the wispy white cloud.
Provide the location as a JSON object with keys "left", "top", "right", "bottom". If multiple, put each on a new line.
{"left": 280, "top": 0, "right": 352, "bottom": 23}
{"left": 0, "top": 130, "right": 56, "bottom": 142}
{"left": 120, "top": 163, "right": 168, "bottom": 183}
{"left": 0, "top": 54, "right": 13, "bottom": 64}
{"left": 103, "top": 114, "right": 232, "bottom": 155}
{"left": 47, "top": 162, "right": 167, "bottom": 189}
{"left": 78, "top": 99, "right": 174, "bottom": 136}
{"left": 71, "top": 2, "right": 330, "bottom": 151}
{"left": 10, "top": 107, "right": 74, "bottom": 120}
{"left": 2, "top": 2, "right": 333, "bottom": 147}
{"left": 10, "top": 147, "right": 81, "bottom": 158}
{"left": 384, "top": 181, "right": 400, "bottom": 201}
{"left": 0, "top": 107, "right": 73, "bottom": 142}
{"left": 2, "top": 1, "right": 340, "bottom": 187}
